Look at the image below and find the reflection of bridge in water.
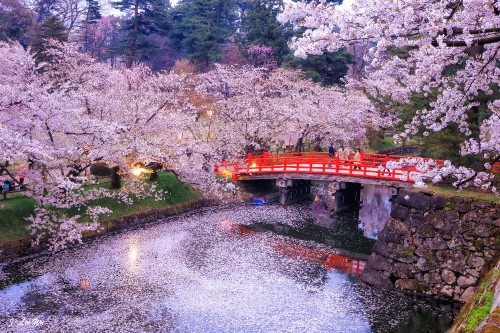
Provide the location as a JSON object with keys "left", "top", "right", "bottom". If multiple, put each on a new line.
{"left": 222, "top": 221, "right": 366, "bottom": 275}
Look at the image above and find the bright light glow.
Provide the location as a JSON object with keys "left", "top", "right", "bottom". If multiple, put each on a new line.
{"left": 131, "top": 167, "right": 151, "bottom": 177}
{"left": 251, "top": 162, "right": 257, "bottom": 168}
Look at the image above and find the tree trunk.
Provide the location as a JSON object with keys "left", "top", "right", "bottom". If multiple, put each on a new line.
{"left": 111, "top": 166, "right": 121, "bottom": 189}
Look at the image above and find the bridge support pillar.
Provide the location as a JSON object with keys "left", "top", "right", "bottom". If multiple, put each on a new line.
{"left": 276, "top": 179, "right": 311, "bottom": 205}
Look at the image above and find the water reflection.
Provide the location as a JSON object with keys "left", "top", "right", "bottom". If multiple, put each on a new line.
{"left": 0, "top": 205, "right": 455, "bottom": 333}
{"left": 358, "top": 184, "right": 393, "bottom": 239}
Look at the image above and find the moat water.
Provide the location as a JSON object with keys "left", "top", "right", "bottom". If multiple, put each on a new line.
{"left": 0, "top": 202, "right": 456, "bottom": 332}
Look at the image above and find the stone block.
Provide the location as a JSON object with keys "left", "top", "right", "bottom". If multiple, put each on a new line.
{"left": 445, "top": 210, "right": 460, "bottom": 223}
{"left": 450, "top": 196, "right": 464, "bottom": 203}
{"left": 431, "top": 195, "right": 446, "bottom": 210}
{"left": 457, "top": 275, "right": 478, "bottom": 288}
{"left": 360, "top": 268, "right": 393, "bottom": 289}
{"left": 392, "top": 262, "right": 412, "bottom": 279}
{"left": 373, "top": 243, "right": 391, "bottom": 257}
{"left": 396, "top": 190, "right": 430, "bottom": 210}
{"left": 415, "top": 245, "right": 432, "bottom": 258}
{"left": 395, "top": 279, "right": 431, "bottom": 293}
{"left": 441, "top": 269, "right": 457, "bottom": 285}
{"left": 366, "top": 253, "right": 392, "bottom": 272}
{"left": 439, "top": 285, "right": 454, "bottom": 298}
{"left": 474, "top": 225, "right": 490, "bottom": 238}
{"left": 459, "top": 287, "right": 476, "bottom": 303}
{"left": 390, "top": 204, "right": 409, "bottom": 220}
{"left": 446, "top": 259, "right": 466, "bottom": 275}
{"left": 472, "top": 200, "right": 492, "bottom": 209}
{"left": 426, "top": 212, "right": 444, "bottom": 230}
{"left": 466, "top": 256, "right": 485, "bottom": 269}
{"left": 483, "top": 237, "right": 500, "bottom": 250}
{"left": 426, "top": 238, "right": 448, "bottom": 250}
{"left": 436, "top": 250, "right": 453, "bottom": 262}
{"left": 416, "top": 224, "right": 436, "bottom": 238}
{"left": 408, "top": 214, "right": 426, "bottom": 228}
{"left": 417, "top": 257, "right": 439, "bottom": 271}
{"left": 464, "top": 210, "right": 479, "bottom": 222}
{"left": 424, "top": 271, "right": 442, "bottom": 284}
{"left": 386, "top": 218, "right": 410, "bottom": 235}
{"left": 385, "top": 232, "right": 403, "bottom": 244}
{"left": 454, "top": 203, "right": 471, "bottom": 213}
{"left": 460, "top": 220, "right": 476, "bottom": 233}
{"left": 490, "top": 218, "right": 500, "bottom": 228}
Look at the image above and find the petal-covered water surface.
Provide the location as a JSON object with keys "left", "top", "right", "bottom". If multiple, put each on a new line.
{"left": 0, "top": 205, "right": 455, "bottom": 333}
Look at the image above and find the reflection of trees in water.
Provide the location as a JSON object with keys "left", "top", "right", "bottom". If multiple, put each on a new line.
{"left": 358, "top": 185, "right": 393, "bottom": 240}
{"left": 356, "top": 285, "right": 457, "bottom": 333}
{"left": 274, "top": 257, "right": 330, "bottom": 291}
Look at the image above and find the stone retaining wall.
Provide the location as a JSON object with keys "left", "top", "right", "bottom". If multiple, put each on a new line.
{"left": 360, "top": 190, "right": 499, "bottom": 302}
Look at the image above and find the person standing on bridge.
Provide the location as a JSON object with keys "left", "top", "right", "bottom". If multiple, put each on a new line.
{"left": 328, "top": 143, "right": 336, "bottom": 168}
{"left": 328, "top": 143, "right": 336, "bottom": 158}
{"left": 353, "top": 148, "right": 363, "bottom": 170}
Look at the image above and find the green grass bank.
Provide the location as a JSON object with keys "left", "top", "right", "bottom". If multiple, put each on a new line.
{"left": 0, "top": 172, "right": 202, "bottom": 246}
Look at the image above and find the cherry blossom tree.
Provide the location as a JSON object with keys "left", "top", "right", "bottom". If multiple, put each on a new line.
{"left": 0, "top": 40, "right": 374, "bottom": 250}
{"left": 0, "top": 41, "right": 194, "bottom": 249}
{"left": 279, "top": 0, "right": 500, "bottom": 191}
{"left": 196, "top": 64, "right": 376, "bottom": 153}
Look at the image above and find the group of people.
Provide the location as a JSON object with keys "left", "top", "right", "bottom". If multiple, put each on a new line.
{"left": 328, "top": 144, "right": 364, "bottom": 170}
{"left": 1, "top": 164, "right": 27, "bottom": 199}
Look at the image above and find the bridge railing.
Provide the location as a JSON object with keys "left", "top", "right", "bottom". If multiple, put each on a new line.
{"left": 242, "top": 152, "right": 427, "bottom": 182}
{"left": 216, "top": 152, "right": 499, "bottom": 182}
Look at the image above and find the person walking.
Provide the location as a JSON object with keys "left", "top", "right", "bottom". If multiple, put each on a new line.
{"left": 353, "top": 148, "right": 363, "bottom": 170}
{"left": 344, "top": 146, "right": 351, "bottom": 164}
{"left": 338, "top": 146, "right": 345, "bottom": 162}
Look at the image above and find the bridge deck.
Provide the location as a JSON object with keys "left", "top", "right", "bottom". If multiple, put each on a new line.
{"left": 217, "top": 152, "right": 435, "bottom": 184}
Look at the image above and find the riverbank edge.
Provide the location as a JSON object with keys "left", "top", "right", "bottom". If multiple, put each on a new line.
{"left": 447, "top": 259, "right": 500, "bottom": 333}
{"left": 0, "top": 197, "right": 219, "bottom": 263}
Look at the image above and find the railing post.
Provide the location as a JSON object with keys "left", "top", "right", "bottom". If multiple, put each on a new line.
{"left": 247, "top": 153, "right": 253, "bottom": 167}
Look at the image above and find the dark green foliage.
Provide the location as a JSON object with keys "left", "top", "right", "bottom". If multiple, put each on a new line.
{"left": 171, "top": 0, "right": 238, "bottom": 69}
{"left": 90, "top": 162, "right": 111, "bottom": 177}
{"left": 0, "top": 0, "right": 34, "bottom": 45}
{"left": 86, "top": 0, "right": 102, "bottom": 25}
{"left": 284, "top": 48, "right": 354, "bottom": 86}
{"left": 237, "top": 0, "right": 288, "bottom": 64}
{"left": 81, "top": 0, "right": 102, "bottom": 54}
{"left": 34, "top": 0, "right": 57, "bottom": 22}
{"left": 112, "top": 0, "right": 170, "bottom": 67}
{"left": 30, "top": 15, "right": 68, "bottom": 67}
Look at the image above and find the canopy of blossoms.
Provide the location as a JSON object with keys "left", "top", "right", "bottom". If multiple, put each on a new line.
{"left": 279, "top": 0, "right": 500, "bottom": 190}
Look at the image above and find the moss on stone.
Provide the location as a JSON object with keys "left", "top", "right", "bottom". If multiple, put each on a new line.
{"left": 464, "top": 291, "right": 494, "bottom": 332}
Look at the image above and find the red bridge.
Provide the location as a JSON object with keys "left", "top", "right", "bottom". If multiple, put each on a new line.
{"left": 216, "top": 151, "right": 449, "bottom": 186}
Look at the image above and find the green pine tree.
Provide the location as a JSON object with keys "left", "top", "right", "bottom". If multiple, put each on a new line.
{"left": 82, "top": 0, "right": 102, "bottom": 54}
{"left": 172, "top": 0, "right": 238, "bottom": 70}
{"left": 30, "top": 15, "right": 68, "bottom": 68}
{"left": 284, "top": 48, "right": 354, "bottom": 86}
{"left": 236, "top": 0, "right": 288, "bottom": 64}
{"left": 112, "top": 0, "right": 170, "bottom": 68}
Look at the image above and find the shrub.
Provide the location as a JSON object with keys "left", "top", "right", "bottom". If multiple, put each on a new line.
{"left": 90, "top": 162, "right": 111, "bottom": 177}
